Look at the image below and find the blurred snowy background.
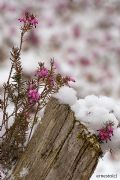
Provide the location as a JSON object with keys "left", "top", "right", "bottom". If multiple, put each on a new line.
{"left": 1, "top": 0, "right": 120, "bottom": 179}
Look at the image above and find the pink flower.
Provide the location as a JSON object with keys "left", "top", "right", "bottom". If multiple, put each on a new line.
{"left": 29, "top": 17, "right": 38, "bottom": 26}
{"left": 28, "top": 87, "right": 40, "bottom": 103}
{"left": 18, "top": 17, "right": 27, "bottom": 23}
{"left": 18, "top": 13, "right": 38, "bottom": 28}
{"left": 98, "top": 129, "right": 109, "bottom": 142}
{"left": 97, "top": 122, "right": 114, "bottom": 143}
{"left": 37, "top": 67, "right": 49, "bottom": 78}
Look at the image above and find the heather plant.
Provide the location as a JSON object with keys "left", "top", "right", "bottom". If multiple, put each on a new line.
{"left": 97, "top": 121, "right": 114, "bottom": 143}
{"left": 0, "top": 12, "right": 74, "bottom": 170}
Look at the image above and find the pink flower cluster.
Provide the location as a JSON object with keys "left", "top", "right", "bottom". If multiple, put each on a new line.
{"left": 27, "top": 61, "right": 76, "bottom": 105}
{"left": 37, "top": 67, "right": 49, "bottom": 78}
{"left": 97, "top": 122, "right": 114, "bottom": 143}
{"left": 28, "top": 86, "right": 40, "bottom": 103}
{"left": 18, "top": 13, "right": 38, "bottom": 27}
{"left": 36, "top": 65, "right": 55, "bottom": 86}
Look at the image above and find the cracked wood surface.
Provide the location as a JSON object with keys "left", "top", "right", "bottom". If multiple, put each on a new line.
{"left": 11, "top": 98, "right": 102, "bottom": 180}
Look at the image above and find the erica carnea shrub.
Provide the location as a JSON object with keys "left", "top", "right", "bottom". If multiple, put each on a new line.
{"left": 0, "top": 12, "right": 74, "bottom": 170}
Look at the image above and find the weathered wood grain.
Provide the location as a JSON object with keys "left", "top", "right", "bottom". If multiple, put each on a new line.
{"left": 11, "top": 98, "right": 102, "bottom": 180}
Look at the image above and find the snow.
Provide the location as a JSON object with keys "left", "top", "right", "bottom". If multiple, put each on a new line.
{"left": 53, "top": 86, "right": 77, "bottom": 106}
{"left": 107, "top": 128, "right": 120, "bottom": 153}
{"left": 91, "top": 151, "right": 120, "bottom": 180}
{"left": 54, "top": 90, "right": 120, "bottom": 179}
{"left": 55, "top": 93, "right": 120, "bottom": 153}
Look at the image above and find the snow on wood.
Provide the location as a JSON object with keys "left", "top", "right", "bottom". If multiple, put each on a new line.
{"left": 11, "top": 98, "right": 102, "bottom": 180}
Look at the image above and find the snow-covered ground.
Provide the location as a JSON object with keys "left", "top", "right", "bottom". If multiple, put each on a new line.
{"left": 1, "top": 0, "right": 120, "bottom": 179}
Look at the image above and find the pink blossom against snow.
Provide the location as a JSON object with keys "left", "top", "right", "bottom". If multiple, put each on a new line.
{"left": 97, "top": 122, "right": 114, "bottom": 143}
{"left": 28, "top": 87, "right": 40, "bottom": 103}
{"left": 69, "top": 95, "right": 120, "bottom": 152}
{"left": 37, "top": 67, "right": 49, "bottom": 78}
{"left": 18, "top": 12, "right": 38, "bottom": 28}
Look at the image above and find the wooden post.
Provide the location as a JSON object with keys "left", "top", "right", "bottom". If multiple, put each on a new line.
{"left": 11, "top": 98, "right": 102, "bottom": 180}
